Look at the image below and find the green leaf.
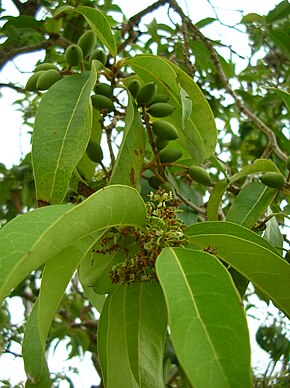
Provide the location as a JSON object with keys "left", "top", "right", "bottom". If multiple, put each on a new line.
{"left": 156, "top": 247, "right": 252, "bottom": 388}
{"left": 127, "top": 54, "right": 217, "bottom": 164}
{"left": 23, "top": 236, "right": 95, "bottom": 385}
{"left": 266, "top": 0, "right": 290, "bottom": 23}
{"left": 268, "top": 88, "right": 290, "bottom": 112}
{"left": 53, "top": 5, "right": 75, "bottom": 18}
{"left": 186, "top": 221, "right": 290, "bottom": 318}
{"left": 98, "top": 283, "right": 167, "bottom": 388}
{"left": 109, "top": 96, "right": 145, "bottom": 186}
{"left": 207, "top": 159, "right": 281, "bottom": 221}
{"left": 180, "top": 86, "right": 192, "bottom": 126}
{"left": 76, "top": 6, "right": 117, "bottom": 57}
{"left": 207, "top": 180, "right": 228, "bottom": 221}
{"left": 0, "top": 185, "right": 146, "bottom": 304}
{"left": 32, "top": 64, "right": 98, "bottom": 204}
{"left": 241, "top": 13, "right": 265, "bottom": 24}
{"left": 226, "top": 181, "right": 278, "bottom": 228}
{"left": 268, "top": 30, "right": 290, "bottom": 60}
{"left": 82, "top": 285, "right": 106, "bottom": 313}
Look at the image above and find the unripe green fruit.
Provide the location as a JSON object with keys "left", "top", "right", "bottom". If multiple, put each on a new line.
{"left": 136, "top": 82, "right": 157, "bottom": 106}
{"left": 86, "top": 141, "right": 103, "bottom": 163}
{"left": 260, "top": 172, "right": 285, "bottom": 188}
{"left": 77, "top": 30, "right": 97, "bottom": 58}
{"left": 155, "top": 138, "right": 169, "bottom": 150}
{"left": 148, "top": 175, "right": 163, "bottom": 189}
{"left": 159, "top": 148, "right": 182, "bottom": 163}
{"left": 152, "top": 121, "right": 178, "bottom": 141}
{"left": 94, "top": 83, "right": 113, "bottom": 98}
{"left": 26, "top": 71, "right": 45, "bottom": 91}
{"left": 36, "top": 69, "right": 61, "bottom": 90}
{"left": 89, "top": 49, "right": 107, "bottom": 65}
{"left": 127, "top": 79, "right": 142, "bottom": 98}
{"left": 188, "top": 166, "right": 211, "bottom": 185}
{"left": 286, "top": 156, "right": 290, "bottom": 170}
{"left": 91, "top": 94, "right": 114, "bottom": 112}
{"left": 65, "top": 44, "right": 83, "bottom": 67}
{"left": 151, "top": 93, "right": 169, "bottom": 104}
{"left": 34, "top": 63, "right": 59, "bottom": 72}
{"left": 160, "top": 182, "right": 174, "bottom": 192}
{"left": 147, "top": 102, "right": 175, "bottom": 118}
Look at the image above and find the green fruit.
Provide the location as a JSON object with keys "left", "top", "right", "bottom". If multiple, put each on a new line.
{"left": 89, "top": 49, "right": 107, "bottom": 65}
{"left": 155, "top": 138, "right": 169, "bottom": 150}
{"left": 91, "top": 94, "right": 114, "bottom": 112}
{"left": 65, "top": 44, "right": 83, "bottom": 67}
{"left": 148, "top": 175, "right": 163, "bottom": 189}
{"left": 188, "top": 166, "right": 211, "bottom": 185}
{"left": 25, "top": 71, "right": 45, "bottom": 91}
{"left": 147, "top": 102, "right": 175, "bottom": 118}
{"left": 160, "top": 182, "right": 174, "bottom": 192}
{"left": 86, "top": 141, "right": 103, "bottom": 163}
{"left": 34, "top": 63, "right": 59, "bottom": 72}
{"left": 286, "top": 156, "right": 290, "bottom": 170}
{"left": 136, "top": 82, "right": 157, "bottom": 105}
{"left": 36, "top": 69, "right": 61, "bottom": 90}
{"left": 151, "top": 93, "right": 169, "bottom": 104}
{"left": 152, "top": 121, "right": 178, "bottom": 141}
{"left": 94, "top": 83, "right": 113, "bottom": 98}
{"left": 127, "top": 79, "right": 142, "bottom": 98}
{"left": 77, "top": 30, "right": 97, "bottom": 58}
{"left": 159, "top": 148, "right": 182, "bottom": 163}
{"left": 260, "top": 172, "right": 285, "bottom": 188}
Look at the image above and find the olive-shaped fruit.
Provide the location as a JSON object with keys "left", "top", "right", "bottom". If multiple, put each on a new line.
{"left": 26, "top": 71, "right": 45, "bottom": 91}
{"left": 89, "top": 49, "right": 107, "bottom": 65}
{"left": 86, "top": 141, "right": 103, "bottom": 163}
{"left": 147, "top": 102, "right": 175, "bottom": 118}
{"left": 152, "top": 121, "right": 178, "bottom": 141}
{"left": 286, "top": 156, "right": 290, "bottom": 170}
{"left": 155, "top": 138, "right": 169, "bottom": 150}
{"left": 151, "top": 93, "right": 169, "bottom": 104}
{"left": 91, "top": 94, "right": 114, "bottom": 112}
{"left": 148, "top": 175, "right": 163, "bottom": 189}
{"left": 36, "top": 69, "right": 61, "bottom": 90}
{"left": 260, "top": 172, "right": 285, "bottom": 188}
{"left": 127, "top": 79, "right": 142, "bottom": 98}
{"left": 94, "top": 83, "right": 113, "bottom": 98}
{"left": 159, "top": 148, "right": 182, "bottom": 163}
{"left": 77, "top": 30, "right": 97, "bottom": 58}
{"left": 188, "top": 166, "right": 211, "bottom": 185}
{"left": 136, "top": 82, "right": 157, "bottom": 106}
{"left": 160, "top": 182, "right": 174, "bottom": 192}
{"left": 34, "top": 63, "right": 59, "bottom": 72}
{"left": 65, "top": 44, "right": 83, "bottom": 67}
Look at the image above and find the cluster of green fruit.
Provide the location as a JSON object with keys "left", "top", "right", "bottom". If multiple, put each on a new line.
{"left": 26, "top": 29, "right": 107, "bottom": 92}
{"left": 127, "top": 79, "right": 182, "bottom": 164}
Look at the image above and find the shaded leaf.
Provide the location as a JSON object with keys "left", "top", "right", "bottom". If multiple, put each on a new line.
{"left": 109, "top": 96, "right": 145, "bottom": 186}
{"left": 269, "top": 88, "right": 290, "bottom": 112}
{"left": 156, "top": 247, "right": 252, "bottom": 388}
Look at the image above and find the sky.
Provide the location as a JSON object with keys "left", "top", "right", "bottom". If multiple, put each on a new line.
{"left": 0, "top": 0, "right": 286, "bottom": 387}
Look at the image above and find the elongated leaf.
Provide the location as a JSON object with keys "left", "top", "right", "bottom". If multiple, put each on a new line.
{"left": 127, "top": 54, "right": 217, "bottom": 164}
{"left": 109, "top": 96, "right": 145, "bottom": 186}
{"left": 269, "top": 88, "right": 290, "bottom": 112}
{"left": 32, "top": 64, "right": 98, "bottom": 204}
{"left": 266, "top": 0, "right": 290, "bottom": 23}
{"left": 156, "top": 247, "right": 252, "bottom": 388}
{"left": 98, "top": 283, "right": 167, "bottom": 388}
{"left": 226, "top": 181, "right": 277, "bottom": 228}
{"left": 268, "top": 30, "right": 290, "bottom": 60}
{"left": 208, "top": 159, "right": 280, "bottom": 220}
{"left": 76, "top": 6, "right": 117, "bottom": 57}
{"left": 186, "top": 221, "right": 290, "bottom": 318}
{"left": 23, "top": 235, "right": 96, "bottom": 385}
{"left": 207, "top": 180, "right": 228, "bottom": 221}
{"left": 0, "top": 185, "right": 146, "bottom": 304}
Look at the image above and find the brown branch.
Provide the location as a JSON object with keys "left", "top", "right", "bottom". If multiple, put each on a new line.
{"left": 128, "top": 0, "right": 169, "bottom": 27}
{"left": 168, "top": 0, "right": 288, "bottom": 162}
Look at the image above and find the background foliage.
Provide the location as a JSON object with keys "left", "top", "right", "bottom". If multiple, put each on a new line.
{"left": 0, "top": 0, "right": 289, "bottom": 387}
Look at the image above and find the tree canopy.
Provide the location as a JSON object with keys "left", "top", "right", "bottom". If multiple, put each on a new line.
{"left": 0, "top": 0, "right": 289, "bottom": 387}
